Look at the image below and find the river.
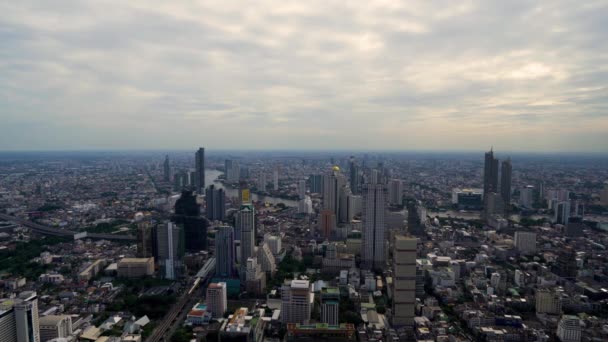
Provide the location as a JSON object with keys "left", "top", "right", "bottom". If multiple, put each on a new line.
{"left": 205, "top": 169, "right": 298, "bottom": 207}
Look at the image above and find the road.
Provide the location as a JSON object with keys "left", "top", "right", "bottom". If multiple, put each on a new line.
{"left": 0, "top": 213, "right": 137, "bottom": 242}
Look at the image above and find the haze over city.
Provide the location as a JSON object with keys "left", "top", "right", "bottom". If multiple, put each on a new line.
{"left": 1, "top": 1, "right": 608, "bottom": 151}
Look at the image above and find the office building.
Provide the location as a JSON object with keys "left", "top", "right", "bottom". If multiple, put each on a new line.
{"left": 0, "top": 291, "right": 40, "bottom": 342}
{"left": 320, "top": 287, "right": 340, "bottom": 325}
{"left": 225, "top": 159, "right": 240, "bottom": 183}
{"left": 215, "top": 226, "right": 235, "bottom": 278}
{"left": 273, "top": 168, "right": 279, "bottom": 191}
{"left": 320, "top": 210, "right": 336, "bottom": 239}
{"left": 265, "top": 234, "right": 282, "bottom": 255}
{"left": 388, "top": 179, "right": 403, "bottom": 206}
{"left": 556, "top": 315, "right": 581, "bottom": 342}
{"left": 323, "top": 168, "right": 345, "bottom": 220}
{"left": 236, "top": 204, "right": 255, "bottom": 267}
{"left": 156, "top": 222, "right": 184, "bottom": 280}
{"left": 257, "top": 242, "right": 276, "bottom": 276}
{"left": 163, "top": 155, "right": 170, "bottom": 182}
{"left": 245, "top": 257, "right": 266, "bottom": 295}
{"left": 298, "top": 179, "right": 306, "bottom": 199}
{"left": 173, "top": 171, "right": 188, "bottom": 192}
{"left": 136, "top": 221, "right": 156, "bottom": 258}
{"left": 361, "top": 179, "right": 387, "bottom": 270}
{"left": 338, "top": 185, "right": 354, "bottom": 223}
{"left": 555, "top": 200, "right": 571, "bottom": 225}
{"left": 484, "top": 148, "right": 499, "bottom": 195}
{"left": 349, "top": 156, "right": 360, "bottom": 194}
{"left": 484, "top": 192, "right": 505, "bottom": 219}
{"left": 39, "top": 315, "right": 72, "bottom": 342}
{"left": 392, "top": 235, "right": 416, "bottom": 326}
{"left": 173, "top": 190, "right": 208, "bottom": 252}
{"left": 500, "top": 158, "right": 512, "bottom": 213}
{"left": 258, "top": 172, "right": 267, "bottom": 191}
{"left": 407, "top": 200, "right": 426, "bottom": 237}
{"left": 281, "top": 280, "right": 312, "bottom": 324}
{"left": 535, "top": 289, "right": 562, "bottom": 315}
{"left": 195, "top": 147, "right": 205, "bottom": 194}
{"left": 519, "top": 185, "right": 534, "bottom": 208}
{"left": 206, "top": 282, "right": 227, "bottom": 319}
{"left": 205, "top": 185, "right": 226, "bottom": 221}
{"left": 117, "top": 258, "right": 154, "bottom": 278}
{"left": 309, "top": 174, "right": 323, "bottom": 194}
{"left": 514, "top": 231, "right": 536, "bottom": 255}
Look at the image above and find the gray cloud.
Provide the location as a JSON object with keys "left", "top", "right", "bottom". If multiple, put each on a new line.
{"left": 0, "top": 0, "right": 607, "bottom": 151}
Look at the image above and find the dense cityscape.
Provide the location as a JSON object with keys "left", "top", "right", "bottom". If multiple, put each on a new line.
{"left": 1, "top": 149, "right": 607, "bottom": 342}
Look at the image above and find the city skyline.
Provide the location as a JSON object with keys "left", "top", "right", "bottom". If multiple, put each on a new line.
{"left": 1, "top": 1, "right": 607, "bottom": 152}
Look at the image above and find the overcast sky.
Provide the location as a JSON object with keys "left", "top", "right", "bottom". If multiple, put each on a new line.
{"left": 1, "top": 1, "right": 607, "bottom": 152}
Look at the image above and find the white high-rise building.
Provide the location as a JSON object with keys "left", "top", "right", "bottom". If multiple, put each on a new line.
{"left": 206, "top": 282, "right": 227, "bottom": 319}
{"left": 0, "top": 291, "right": 40, "bottom": 342}
{"left": 556, "top": 315, "right": 581, "bottom": 342}
{"left": 257, "top": 243, "right": 276, "bottom": 276}
{"left": 514, "top": 231, "right": 536, "bottom": 255}
{"left": 388, "top": 179, "right": 403, "bottom": 206}
{"left": 392, "top": 235, "right": 416, "bottom": 326}
{"left": 236, "top": 204, "right": 255, "bottom": 268}
{"left": 265, "top": 235, "right": 282, "bottom": 255}
{"left": 298, "top": 196, "right": 313, "bottom": 214}
{"left": 281, "top": 280, "right": 311, "bottom": 324}
{"left": 361, "top": 180, "right": 387, "bottom": 269}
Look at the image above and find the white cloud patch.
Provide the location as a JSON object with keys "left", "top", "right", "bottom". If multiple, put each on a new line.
{"left": 0, "top": 0, "right": 607, "bottom": 151}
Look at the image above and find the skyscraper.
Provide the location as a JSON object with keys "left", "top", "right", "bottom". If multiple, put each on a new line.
{"left": 236, "top": 204, "right": 255, "bottom": 268}
{"left": 156, "top": 222, "right": 184, "bottom": 280}
{"left": 195, "top": 147, "right": 205, "bottom": 194}
{"left": 349, "top": 157, "right": 360, "bottom": 194}
{"left": 273, "top": 168, "right": 279, "bottom": 191}
{"left": 206, "top": 283, "right": 227, "bottom": 319}
{"left": 555, "top": 201, "right": 571, "bottom": 225}
{"left": 406, "top": 201, "right": 426, "bottom": 237}
{"left": 323, "top": 168, "right": 345, "bottom": 220}
{"left": 320, "top": 287, "right": 340, "bottom": 325}
{"left": 361, "top": 177, "right": 387, "bottom": 270}
{"left": 0, "top": 292, "right": 40, "bottom": 342}
{"left": 173, "top": 190, "right": 209, "bottom": 252}
{"left": 392, "top": 235, "right": 416, "bottom": 326}
{"left": 205, "top": 185, "right": 226, "bottom": 221}
{"left": 309, "top": 174, "right": 323, "bottom": 194}
{"left": 500, "top": 158, "right": 512, "bottom": 213}
{"left": 163, "top": 155, "right": 170, "bottom": 182}
{"left": 484, "top": 148, "right": 499, "bottom": 195}
{"left": 388, "top": 179, "right": 403, "bottom": 206}
{"left": 136, "top": 221, "right": 156, "bottom": 258}
{"left": 298, "top": 179, "right": 306, "bottom": 199}
{"left": 281, "top": 280, "right": 312, "bottom": 324}
{"left": 225, "top": 159, "right": 240, "bottom": 183}
{"left": 215, "top": 226, "right": 235, "bottom": 278}
{"left": 258, "top": 172, "right": 267, "bottom": 191}
{"left": 320, "top": 209, "right": 336, "bottom": 238}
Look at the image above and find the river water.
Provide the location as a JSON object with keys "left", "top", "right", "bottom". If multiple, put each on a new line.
{"left": 205, "top": 169, "right": 298, "bottom": 207}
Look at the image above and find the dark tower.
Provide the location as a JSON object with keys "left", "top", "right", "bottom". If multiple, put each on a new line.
{"left": 195, "top": 147, "right": 205, "bottom": 194}
{"left": 500, "top": 158, "right": 512, "bottom": 214}
{"left": 172, "top": 189, "right": 208, "bottom": 252}
{"left": 163, "top": 155, "right": 170, "bottom": 182}
{"left": 205, "top": 184, "right": 226, "bottom": 221}
{"left": 484, "top": 148, "right": 499, "bottom": 195}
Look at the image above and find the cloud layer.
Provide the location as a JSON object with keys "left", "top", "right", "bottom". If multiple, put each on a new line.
{"left": 1, "top": 0, "right": 607, "bottom": 151}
